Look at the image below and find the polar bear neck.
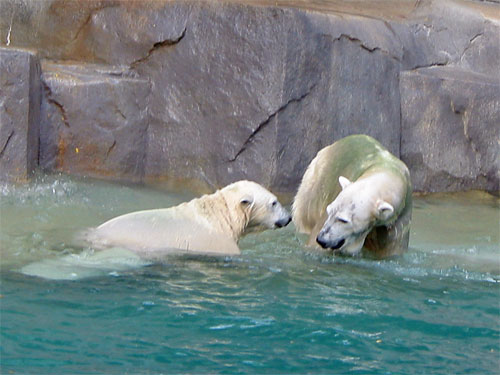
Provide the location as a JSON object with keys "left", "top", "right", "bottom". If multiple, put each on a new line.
{"left": 188, "top": 190, "right": 249, "bottom": 242}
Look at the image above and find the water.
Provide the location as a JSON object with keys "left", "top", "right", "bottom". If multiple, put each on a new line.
{"left": 1, "top": 175, "right": 499, "bottom": 374}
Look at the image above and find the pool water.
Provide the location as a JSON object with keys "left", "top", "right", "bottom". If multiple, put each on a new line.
{"left": 1, "top": 175, "right": 499, "bottom": 374}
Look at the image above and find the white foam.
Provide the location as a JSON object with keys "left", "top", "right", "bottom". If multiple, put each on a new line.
{"left": 20, "top": 247, "right": 151, "bottom": 280}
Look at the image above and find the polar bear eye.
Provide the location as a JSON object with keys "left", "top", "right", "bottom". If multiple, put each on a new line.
{"left": 271, "top": 200, "right": 277, "bottom": 207}
{"left": 241, "top": 199, "right": 251, "bottom": 205}
{"left": 337, "top": 217, "right": 349, "bottom": 224}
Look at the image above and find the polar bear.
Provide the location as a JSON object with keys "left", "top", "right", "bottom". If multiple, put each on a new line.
{"left": 86, "top": 180, "right": 291, "bottom": 257}
{"left": 293, "top": 135, "right": 412, "bottom": 258}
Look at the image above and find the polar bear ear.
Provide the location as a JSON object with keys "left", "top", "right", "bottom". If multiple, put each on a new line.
{"left": 376, "top": 201, "right": 394, "bottom": 221}
{"left": 240, "top": 196, "right": 253, "bottom": 207}
{"left": 338, "top": 176, "right": 352, "bottom": 190}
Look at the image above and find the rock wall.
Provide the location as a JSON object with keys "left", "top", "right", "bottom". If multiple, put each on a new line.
{"left": 0, "top": 48, "right": 40, "bottom": 183}
{"left": 0, "top": 0, "right": 499, "bottom": 193}
{"left": 401, "top": 67, "right": 499, "bottom": 192}
{"left": 39, "top": 63, "right": 151, "bottom": 182}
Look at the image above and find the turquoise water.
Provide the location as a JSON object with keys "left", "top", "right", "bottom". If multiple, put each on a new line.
{"left": 1, "top": 175, "right": 499, "bottom": 374}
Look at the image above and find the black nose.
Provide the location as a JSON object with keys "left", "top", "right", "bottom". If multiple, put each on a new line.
{"left": 316, "top": 235, "right": 328, "bottom": 248}
{"left": 331, "top": 238, "right": 345, "bottom": 250}
{"left": 316, "top": 236, "right": 345, "bottom": 250}
{"left": 275, "top": 216, "right": 292, "bottom": 228}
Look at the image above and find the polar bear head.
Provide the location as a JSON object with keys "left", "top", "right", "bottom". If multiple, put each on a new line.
{"left": 221, "top": 180, "right": 291, "bottom": 235}
{"left": 315, "top": 176, "right": 395, "bottom": 256}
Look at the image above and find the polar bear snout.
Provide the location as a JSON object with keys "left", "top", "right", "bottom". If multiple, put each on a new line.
{"left": 267, "top": 199, "right": 291, "bottom": 229}
{"left": 316, "top": 231, "right": 345, "bottom": 250}
{"left": 275, "top": 215, "right": 292, "bottom": 228}
{"left": 316, "top": 235, "right": 328, "bottom": 248}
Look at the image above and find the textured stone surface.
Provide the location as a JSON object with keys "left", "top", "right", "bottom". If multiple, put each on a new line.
{"left": 0, "top": 48, "right": 40, "bottom": 182}
{"left": 271, "top": 10, "right": 403, "bottom": 191}
{"left": 39, "top": 63, "right": 151, "bottom": 182}
{"left": 0, "top": 0, "right": 499, "bottom": 192}
{"left": 399, "top": 0, "right": 500, "bottom": 76}
{"left": 97, "top": 3, "right": 406, "bottom": 189}
{"left": 0, "top": 1, "right": 418, "bottom": 63}
{"left": 134, "top": 3, "right": 287, "bottom": 187}
{"left": 400, "top": 67, "right": 500, "bottom": 192}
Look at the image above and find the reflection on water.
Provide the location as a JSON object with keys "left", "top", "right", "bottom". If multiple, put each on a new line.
{"left": 410, "top": 191, "right": 499, "bottom": 275}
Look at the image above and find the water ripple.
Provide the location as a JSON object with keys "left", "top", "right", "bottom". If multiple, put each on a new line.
{"left": 1, "top": 177, "right": 499, "bottom": 375}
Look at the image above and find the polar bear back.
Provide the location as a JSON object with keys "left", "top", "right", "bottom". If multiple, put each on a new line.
{"left": 89, "top": 201, "right": 241, "bottom": 256}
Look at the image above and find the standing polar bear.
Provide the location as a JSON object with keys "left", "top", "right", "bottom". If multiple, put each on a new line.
{"left": 87, "top": 180, "right": 291, "bottom": 257}
{"left": 293, "top": 135, "right": 412, "bottom": 258}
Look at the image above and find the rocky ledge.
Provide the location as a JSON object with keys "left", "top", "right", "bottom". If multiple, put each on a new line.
{"left": 0, "top": 0, "right": 499, "bottom": 193}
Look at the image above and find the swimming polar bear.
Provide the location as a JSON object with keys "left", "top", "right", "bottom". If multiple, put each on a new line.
{"left": 21, "top": 181, "right": 291, "bottom": 280}
{"left": 87, "top": 180, "right": 291, "bottom": 257}
{"left": 293, "top": 135, "right": 412, "bottom": 258}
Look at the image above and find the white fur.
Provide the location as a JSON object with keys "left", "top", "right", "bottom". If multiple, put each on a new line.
{"left": 338, "top": 176, "right": 352, "bottom": 190}
{"left": 292, "top": 147, "right": 332, "bottom": 235}
{"left": 87, "top": 180, "right": 291, "bottom": 257}
{"left": 318, "top": 172, "right": 405, "bottom": 256}
{"left": 293, "top": 135, "right": 412, "bottom": 258}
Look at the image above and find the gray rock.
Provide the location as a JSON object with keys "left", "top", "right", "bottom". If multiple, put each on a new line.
{"left": 0, "top": 47, "right": 40, "bottom": 183}
{"left": 124, "top": 4, "right": 404, "bottom": 190}
{"left": 401, "top": 0, "right": 500, "bottom": 77}
{"left": 39, "top": 63, "right": 151, "bottom": 182}
{"left": 400, "top": 67, "right": 500, "bottom": 193}
{"left": 1, "top": 0, "right": 499, "bottom": 193}
{"left": 0, "top": 0, "right": 124, "bottom": 63}
{"left": 272, "top": 10, "right": 403, "bottom": 191}
{"left": 131, "top": 3, "right": 288, "bottom": 187}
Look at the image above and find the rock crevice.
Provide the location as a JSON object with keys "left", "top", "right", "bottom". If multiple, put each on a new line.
{"left": 130, "top": 27, "right": 187, "bottom": 69}
{"left": 229, "top": 83, "right": 317, "bottom": 163}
